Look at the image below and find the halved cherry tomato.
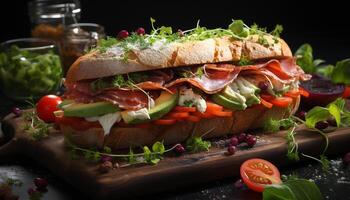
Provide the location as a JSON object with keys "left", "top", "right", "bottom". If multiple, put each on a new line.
{"left": 342, "top": 86, "right": 350, "bottom": 98}
{"left": 209, "top": 110, "right": 233, "bottom": 117}
{"left": 260, "top": 98, "right": 273, "bottom": 109}
{"left": 185, "top": 115, "right": 201, "bottom": 122}
{"left": 266, "top": 63, "right": 290, "bottom": 80}
{"left": 36, "top": 95, "right": 62, "bottom": 123}
{"left": 153, "top": 119, "right": 176, "bottom": 125}
{"left": 174, "top": 106, "right": 196, "bottom": 112}
{"left": 261, "top": 95, "right": 293, "bottom": 108}
{"left": 240, "top": 158, "right": 282, "bottom": 192}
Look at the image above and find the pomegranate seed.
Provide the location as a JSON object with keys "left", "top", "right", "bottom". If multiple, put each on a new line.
{"left": 258, "top": 81, "right": 268, "bottom": 91}
{"left": 27, "top": 188, "right": 36, "bottom": 195}
{"left": 175, "top": 144, "right": 185, "bottom": 153}
{"left": 99, "top": 161, "right": 113, "bottom": 173}
{"left": 11, "top": 107, "right": 22, "bottom": 117}
{"left": 296, "top": 111, "right": 307, "bottom": 120}
{"left": 229, "top": 136, "right": 239, "bottom": 146}
{"left": 101, "top": 155, "right": 113, "bottom": 163}
{"left": 227, "top": 145, "right": 237, "bottom": 155}
{"left": 177, "top": 29, "right": 184, "bottom": 37}
{"left": 34, "top": 178, "right": 48, "bottom": 189}
{"left": 343, "top": 152, "right": 350, "bottom": 165}
{"left": 117, "top": 30, "right": 129, "bottom": 39}
{"left": 237, "top": 133, "right": 247, "bottom": 144}
{"left": 37, "top": 187, "right": 48, "bottom": 193}
{"left": 246, "top": 135, "right": 257, "bottom": 148}
{"left": 136, "top": 27, "right": 145, "bottom": 35}
{"left": 315, "top": 121, "right": 329, "bottom": 130}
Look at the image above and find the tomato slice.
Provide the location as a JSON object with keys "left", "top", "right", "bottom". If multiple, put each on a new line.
{"left": 260, "top": 98, "right": 273, "bottom": 109}
{"left": 185, "top": 115, "right": 201, "bottom": 122}
{"left": 209, "top": 110, "right": 233, "bottom": 117}
{"left": 167, "top": 112, "right": 190, "bottom": 119}
{"left": 261, "top": 95, "right": 293, "bottom": 108}
{"left": 343, "top": 86, "right": 350, "bottom": 98}
{"left": 284, "top": 90, "right": 300, "bottom": 98}
{"left": 56, "top": 116, "right": 100, "bottom": 131}
{"left": 298, "top": 87, "right": 310, "bottom": 97}
{"left": 193, "top": 111, "right": 215, "bottom": 118}
{"left": 153, "top": 119, "right": 176, "bottom": 125}
{"left": 174, "top": 106, "right": 196, "bottom": 112}
{"left": 240, "top": 158, "right": 282, "bottom": 192}
{"left": 206, "top": 102, "right": 224, "bottom": 111}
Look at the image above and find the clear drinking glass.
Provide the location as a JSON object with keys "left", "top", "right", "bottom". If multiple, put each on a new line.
{"left": 0, "top": 38, "right": 63, "bottom": 101}
{"left": 61, "top": 23, "right": 105, "bottom": 75}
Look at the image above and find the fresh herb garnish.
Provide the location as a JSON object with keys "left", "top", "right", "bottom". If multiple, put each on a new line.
{"left": 67, "top": 141, "right": 179, "bottom": 165}
{"left": 263, "top": 178, "right": 323, "bottom": 200}
{"left": 22, "top": 102, "right": 51, "bottom": 140}
{"left": 238, "top": 56, "right": 253, "bottom": 66}
{"left": 185, "top": 136, "right": 211, "bottom": 152}
{"left": 95, "top": 19, "right": 282, "bottom": 61}
{"left": 263, "top": 117, "right": 296, "bottom": 133}
{"left": 331, "top": 58, "right": 350, "bottom": 85}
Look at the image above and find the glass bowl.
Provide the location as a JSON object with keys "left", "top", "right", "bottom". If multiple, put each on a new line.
{"left": 0, "top": 38, "right": 63, "bottom": 101}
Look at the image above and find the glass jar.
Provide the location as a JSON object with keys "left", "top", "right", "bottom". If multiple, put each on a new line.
{"left": 0, "top": 38, "right": 63, "bottom": 101}
{"left": 61, "top": 23, "right": 105, "bottom": 75}
{"left": 28, "top": 0, "right": 81, "bottom": 42}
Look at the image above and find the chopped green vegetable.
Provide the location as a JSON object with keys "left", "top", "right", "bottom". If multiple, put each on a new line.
{"left": 263, "top": 179, "right": 323, "bottom": 200}
{"left": 0, "top": 45, "right": 62, "bottom": 100}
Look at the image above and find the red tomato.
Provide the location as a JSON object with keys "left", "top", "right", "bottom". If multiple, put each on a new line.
{"left": 56, "top": 116, "right": 100, "bottom": 131}
{"left": 261, "top": 94, "right": 293, "bottom": 108}
{"left": 36, "top": 95, "right": 62, "bottom": 123}
{"left": 240, "top": 158, "right": 282, "bottom": 192}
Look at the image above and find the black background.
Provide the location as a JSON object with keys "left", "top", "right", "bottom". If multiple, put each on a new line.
{"left": 1, "top": 0, "right": 350, "bottom": 63}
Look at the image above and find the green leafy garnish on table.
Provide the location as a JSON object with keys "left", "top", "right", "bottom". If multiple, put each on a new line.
{"left": 185, "top": 136, "right": 211, "bottom": 153}
{"left": 22, "top": 108, "right": 50, "bottom": 140}
{"left": 263, "top": 179, "right": 323, "bottom": 200}
{"left": 295, "top": 43, "right": 350, "bottom": 85}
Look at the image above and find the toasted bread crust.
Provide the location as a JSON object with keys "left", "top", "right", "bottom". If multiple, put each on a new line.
{"left": 61, "top": 96, "right": 299, "bottom": 150}
{"left": 66, "top": 35, "right": 292, "bottom": 83}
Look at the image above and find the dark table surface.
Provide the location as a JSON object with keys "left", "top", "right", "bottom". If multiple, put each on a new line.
{"left": 1, "top": 94, "right": 350, "bottom": 200}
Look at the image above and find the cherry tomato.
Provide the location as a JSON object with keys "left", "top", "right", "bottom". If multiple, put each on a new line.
{"left": 240, "top": 158, "right": 282, "bottom": 192}
{"left": 36, "top": 95, "right": 62, "bottom": 123}
{"left": 342, "top": 86, "right": 350, "bottom": 98}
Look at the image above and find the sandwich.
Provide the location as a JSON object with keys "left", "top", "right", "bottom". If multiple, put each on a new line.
{"left": 57, "top": 20, "right": 310, "bottom": 149}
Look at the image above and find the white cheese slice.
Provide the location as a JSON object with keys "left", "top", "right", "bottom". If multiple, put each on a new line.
{"left": 178, "top": 87, "right": 207, "bottom": 113}
{"left": 85, "top": 112, "right": 121, "bottom": 136}
{"left": 126, "top": 108, "right": 150, "bottom": 120}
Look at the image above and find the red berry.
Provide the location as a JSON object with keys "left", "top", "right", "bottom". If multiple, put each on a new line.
{"left": 11, "top": 107, "right": 22, "bottom": 117}
{"left": 227, "top": 145, "right": 237, "bottom": 155}
{"left": 258, "top": 81, "right": 268, "bottom": 91}
{"left": 27, "top": 188, "right": 36, "bottom": 195}
{"left": 343, "top": 152, "right": 350, "bottom": 165}
{"left": 34, "top": 177, "right": 48, "bottom": 189}
{"left": 229, "top": 136, "right": 239, "bottom": 146}
{"left": 296, "top": 111, "right": 307, "bottom": 120}
{"left": 175, "top": 144, "right": 185, "bottom": 153}
{"left": 237, "top": 133, "right": 247, "bottom": 143}
{"left": 246, "top": 135, "right": 257, "bottom": 148}
{"left": 101, "top": 155, "right": 113, "bottom": 163}
{"left": 117, "top": 30, "right": 129, "bottom": 39}
{"left": 177, "top": 29, "right": 184, "bottom": 37}
{"left": 136, "top": 27, "right": 145, "bottom": 35}
{"left": 315, "top": 121, "right": 329, "bottom": 130}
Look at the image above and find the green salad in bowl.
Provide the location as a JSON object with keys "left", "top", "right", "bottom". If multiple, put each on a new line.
{"left": 0, "top": 38, "right": 62, "bottom": 101}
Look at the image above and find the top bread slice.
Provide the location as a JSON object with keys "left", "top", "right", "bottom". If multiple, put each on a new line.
{"left": 66, "top": 34, "right": 292, "bottom": 83}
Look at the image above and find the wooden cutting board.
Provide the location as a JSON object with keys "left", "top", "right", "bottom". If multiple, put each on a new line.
{"left": 1, "top": 113, "right": 350, "bottom": 199}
